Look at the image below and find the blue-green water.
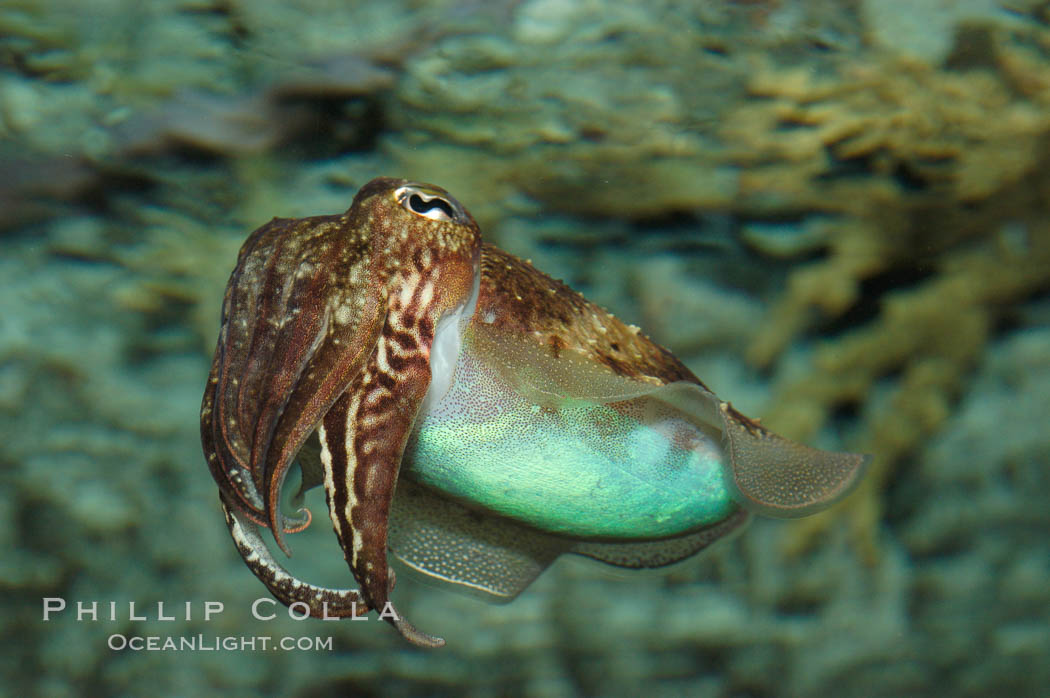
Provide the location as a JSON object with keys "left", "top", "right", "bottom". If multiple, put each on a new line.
{"left": 3, "top": 1, "right": 1049, "bottom": 696}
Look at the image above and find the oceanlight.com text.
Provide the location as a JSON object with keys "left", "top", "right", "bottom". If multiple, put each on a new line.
{"left": 107, "top": 634, "right": 334, "bottom": 652}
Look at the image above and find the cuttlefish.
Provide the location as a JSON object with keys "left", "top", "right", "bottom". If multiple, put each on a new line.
{"left": 201, "top": 177, "right": 869, "bottom": 648}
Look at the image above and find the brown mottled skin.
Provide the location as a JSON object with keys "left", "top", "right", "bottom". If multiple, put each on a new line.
{"left": 478, "top": 243, "right": 704, "bottom": 387}
{"left": 202, "top": 177, "right": 854, "bottom": 649}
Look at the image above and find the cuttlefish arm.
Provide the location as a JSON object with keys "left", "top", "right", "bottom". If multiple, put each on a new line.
{"left": 470, "top": 244, "right": 869, "bottom": 519}
{"left": 316, "top": 261, "right": 477, "bottom": 648}
{"left": 199, "top": 206, "right": 384, "bottom": 618}
{"left": 202, "top": 178, "right": 481, "bottom": 646}
{"left": 201, "top": 203, "right": 386, "bottom": 549}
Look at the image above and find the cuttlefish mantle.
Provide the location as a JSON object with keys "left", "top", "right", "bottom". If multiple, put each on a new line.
{"left": 200, "top": 177, "right": 870, "bottom": 648}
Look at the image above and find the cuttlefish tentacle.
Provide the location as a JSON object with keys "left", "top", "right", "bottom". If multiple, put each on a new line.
{"left": 221, "top": 496, "right": 366, "bottom": 617}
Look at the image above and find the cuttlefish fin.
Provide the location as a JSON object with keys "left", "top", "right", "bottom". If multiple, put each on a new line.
{"left": 388, "top": 479, "right": 568, "bottom": 603}
{"left": 318, "top": 328, "right": 444, "bottom": 648}
{"left": 718, "top": 402, "right": 871, "bottom": 518}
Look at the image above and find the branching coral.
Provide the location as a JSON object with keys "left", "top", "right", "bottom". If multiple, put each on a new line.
{"left": 718, "top": 37, "right": 1050, "bottom": 555}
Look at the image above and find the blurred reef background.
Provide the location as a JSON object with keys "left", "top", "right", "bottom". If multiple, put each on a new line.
{"left": 2, "top": 1, "right": 1049, "bottom": 696}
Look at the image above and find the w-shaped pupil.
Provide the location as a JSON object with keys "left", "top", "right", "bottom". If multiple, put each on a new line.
{"left": 409, "top": 194, "right": 456, "bottom": 219}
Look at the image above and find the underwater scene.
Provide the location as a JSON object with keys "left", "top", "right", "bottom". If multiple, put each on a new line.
{"left": 3, "top": 1, "right": 1049, "bottom": 696}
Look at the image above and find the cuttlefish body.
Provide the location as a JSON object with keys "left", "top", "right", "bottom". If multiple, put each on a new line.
{"left": 201, "top": 177, "right": 869, "bottom": 647}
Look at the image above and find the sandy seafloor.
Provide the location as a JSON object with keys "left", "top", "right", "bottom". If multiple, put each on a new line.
{"left": 2, "top": 1, "right": 1049, "bottom": 696}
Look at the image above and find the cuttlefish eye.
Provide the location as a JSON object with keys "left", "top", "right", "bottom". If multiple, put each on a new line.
{"left": 394, "top": 185, "right": 466, "bottom": 223}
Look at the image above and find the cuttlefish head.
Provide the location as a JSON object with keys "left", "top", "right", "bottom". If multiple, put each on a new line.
{"left": 201, "top": 177, "right": 480, "bottom": 646}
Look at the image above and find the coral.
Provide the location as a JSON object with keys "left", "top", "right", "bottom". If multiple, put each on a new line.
{"left": 386, "top": 1, "right": 871, "bottom": 222}
{"left": 774, "top": 224, "right": 1050, "bottom": 557}
{"left": 716, "top": 40, "right": 1050, "bottom": 553}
